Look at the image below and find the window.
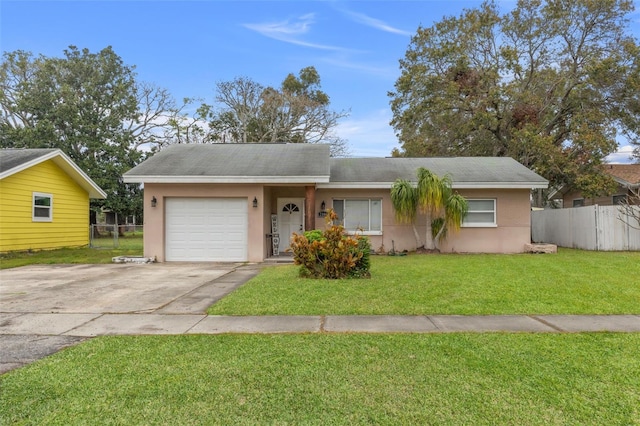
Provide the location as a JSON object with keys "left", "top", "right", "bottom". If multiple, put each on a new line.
{"left": 32, "top": 192, "right": 52, "bottom": 222}
{"left": 333, "top": 199, "right": 382, "bottom": 234}
{"left": 282, "top": 203, "right": 300, "bottom": 213}
{"left": 572, "top": 198, "right": 584, "bottom": 208}
{"left": 612, "top": 194, "right": 627, "bottom": 205}
{"left": 462, "top": 199, "right": 496, "bottom": 227}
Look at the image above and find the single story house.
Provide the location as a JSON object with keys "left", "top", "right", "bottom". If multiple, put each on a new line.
{"left": 552, "top": 164, "right": 640, "bottom": 208}
{"left": 0, "top": 148, "right": 106, "bottom": 252}
{"left": 123, "top": 143, "right": 548, "bottom": 262}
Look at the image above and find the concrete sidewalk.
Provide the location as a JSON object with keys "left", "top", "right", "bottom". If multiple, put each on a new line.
{"left": 2, "top": 313, "right": 640, "bottom": 336}
{"left": 3, "top": 261, "right": 640, "bottom": 374}
{"left": 3, "top": 313, "right": 639, "bottom": 374}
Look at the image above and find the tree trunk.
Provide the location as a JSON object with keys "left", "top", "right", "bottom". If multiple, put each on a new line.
{"left": 412, "top": 224, "right": 423, "bottom": 249}
{"left": 424, "top": 212, "right": 436, "bottom": 250}
{"left": 433, "top": 223, "right": 446, "bottom": 251}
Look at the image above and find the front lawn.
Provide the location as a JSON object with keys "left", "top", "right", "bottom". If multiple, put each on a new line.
{"left": 0, "top": 235, "right": 143, "bottom": 269}
{"left": 208, "top": 249, "right": 640, "bottom": 315}
{"left": 1, "top": 334, "right": 638, "bottom": 425}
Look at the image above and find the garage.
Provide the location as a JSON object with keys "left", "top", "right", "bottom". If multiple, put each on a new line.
{"left": 165, "top": 198, "right": 248, "bottom": 262}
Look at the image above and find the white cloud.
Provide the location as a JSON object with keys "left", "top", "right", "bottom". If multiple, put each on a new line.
{"left": 605, "top": 144, "right": 636, "bottom": 164}
{"left": 246, "top": 13, "right": 314, "bottom": 36}
{"left": 243, "top": 14, "right": 352, "bottom": 52}
{"left": 337, "top": 109, "right": 399, "bottom": 157}
{"left": 341, "top": 10, "right": 412, "bottom": 36}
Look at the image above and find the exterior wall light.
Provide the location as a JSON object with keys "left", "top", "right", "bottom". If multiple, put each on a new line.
{"left": 151, "top": 196, "right": 157, "bottom": 208}
{"left": 319, "top": 200, "right": 328, "bottom": 218}
{"left": 253, "top": 197, "right": 258, "bottom": 208}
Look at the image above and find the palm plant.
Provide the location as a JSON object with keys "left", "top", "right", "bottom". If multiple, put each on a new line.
{"left": 391, "top": 167, "right": 468, "bottom": 251}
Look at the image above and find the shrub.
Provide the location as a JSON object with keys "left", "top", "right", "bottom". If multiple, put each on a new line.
{"left": 289, "top": 211, "right": 371, "bottom": 279}
{"left": 351, "top": 235, "right": 371, "bottom": 278}
{"left": 304, "top": 229, "right": 324, "bottom": 243}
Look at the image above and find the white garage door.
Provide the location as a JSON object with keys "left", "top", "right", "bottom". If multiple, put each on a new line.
{"left": 165, "top": 198, "right": 248, "bottom": 262}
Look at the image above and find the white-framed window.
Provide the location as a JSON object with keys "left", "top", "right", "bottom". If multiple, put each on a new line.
{"left": 32, "top": 192, "right": 53, "bottom": 222}
{"left": 333, "top": 199, "right": 382, "bottom": 235}
{"left": 462, "top": 199, "right": 496, "bottom": 227}
{"left": 573, "top": 198, "right": 584, "bottom": 208}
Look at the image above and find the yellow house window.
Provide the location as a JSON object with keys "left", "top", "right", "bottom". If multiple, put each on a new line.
{"left": 33, "top": 192, "right": 53, "bottom": 222}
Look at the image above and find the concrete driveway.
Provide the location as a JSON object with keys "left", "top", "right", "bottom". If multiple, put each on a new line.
{"left": 0, "top": 262, "right": 260, "bottom": 373}
{"left": 0, "top": 263, "right": 245, "bottom": 314}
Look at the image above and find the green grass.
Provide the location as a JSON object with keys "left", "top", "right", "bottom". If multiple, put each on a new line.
{"left": 209, "top": 249, "right": 640, "bottom": 315}
{"left": 1, "top": 334, "right": 638, "bottom": 425}
{"left": 0, "top": 235, "right": 143, "bottom": 269}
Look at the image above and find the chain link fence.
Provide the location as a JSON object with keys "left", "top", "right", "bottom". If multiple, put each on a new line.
{"left": 90, "top": 225, "right": 143, "bottom": 249}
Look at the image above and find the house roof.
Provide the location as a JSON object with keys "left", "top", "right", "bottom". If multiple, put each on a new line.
{"left": 549, "top": 163, "right": 640, "bottom": 199}
{"left": 123, "top": 143, "right": 332, "bottom": 184}
{"left": 323, "top": 157, "right": 548, "bottom": 189}
{"left": 604, "top": 164, "right": 640, "bottom": 187}
{"left": 0, "top": 148, "right": 107, "bottom": 199}
{"left": 122, "top": 143, "right": 548, "bottom": 189}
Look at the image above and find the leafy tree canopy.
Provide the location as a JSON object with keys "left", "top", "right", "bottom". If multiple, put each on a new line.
{"left": 0, "top": 46, "right": 178, "bottom": 220}
{"left": 389, "top": 0, "right": 640, "bottom": 200}
{"left": 197, "top": 66, "right": 350, "bottom": 156}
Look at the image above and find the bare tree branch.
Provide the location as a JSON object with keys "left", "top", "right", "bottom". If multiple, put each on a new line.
{"left": 617, "top": 186, "right": 640, "bottom": 229}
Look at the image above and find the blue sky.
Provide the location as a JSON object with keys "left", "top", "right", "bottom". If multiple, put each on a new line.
{"left": 1, "top": 0, "right": 638, "bottom": 162}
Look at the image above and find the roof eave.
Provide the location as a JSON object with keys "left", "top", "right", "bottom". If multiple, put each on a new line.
{"left": 122, "top": 175, "right": 331, "bottom": 184}
{"left": 454, "top": 182, "right": 549, "bottom": 189}
{"left": 1, "top": 150, "right": 107, "bottom": 199}
{"left": 612, "top": 176, "right": 640, "bottom": 188}
{"left": 317, "top": 182, "right": 548, "bottom": 189}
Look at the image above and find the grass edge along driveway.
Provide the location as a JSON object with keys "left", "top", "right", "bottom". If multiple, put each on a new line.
{"left": 208, "top": 249, "right": 640, "bottom": 316}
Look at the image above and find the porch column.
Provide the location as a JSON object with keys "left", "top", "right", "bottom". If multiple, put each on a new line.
{"left": 305, "top": 185, "right": 316, "bottom": 231}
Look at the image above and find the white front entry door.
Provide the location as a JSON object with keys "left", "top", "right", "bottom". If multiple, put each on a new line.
{"left": 277, "top": 198, "right": 304, "bottom": 252}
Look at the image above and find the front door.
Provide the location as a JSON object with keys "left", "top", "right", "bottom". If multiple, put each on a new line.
{"left": 277, "top": 198, "right": 304, "bottom": 252}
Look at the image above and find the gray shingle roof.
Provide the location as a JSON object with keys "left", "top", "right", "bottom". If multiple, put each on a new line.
{"left": 123, "top": 143, "right": 331, "bottom": 183}
{"left": 327, "top": 157, "right": 548, "bottom": 188}
{"left": 123, "top": 143, "right": 547, "bottom": 189}
{"left": 0, "top": 149, "right": 58, "bottom": 173}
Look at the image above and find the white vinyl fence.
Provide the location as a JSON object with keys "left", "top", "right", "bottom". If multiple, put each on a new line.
{"left": 532, "top": 205, "right": 640, "bottom": 251}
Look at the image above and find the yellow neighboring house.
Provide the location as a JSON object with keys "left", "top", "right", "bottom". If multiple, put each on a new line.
{"left": 0, "top": 148, "right": 106, "bottom": 252}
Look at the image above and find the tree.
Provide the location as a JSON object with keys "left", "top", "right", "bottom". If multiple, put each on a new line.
{"left": 389, "top": 0, "right": 639, "bottom": 203}
{"left": 0, "top": 46, "right": 178, "bottom": 221}
{"left": 390, "top": 168, "right": 468, "bottom": 251}
{"left": 199, "top": 67, "right": 350, "bottom": 156}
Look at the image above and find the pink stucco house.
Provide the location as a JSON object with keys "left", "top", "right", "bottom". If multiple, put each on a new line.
{"left": 123, "top": 143, "right": 548, "bottom": 262}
